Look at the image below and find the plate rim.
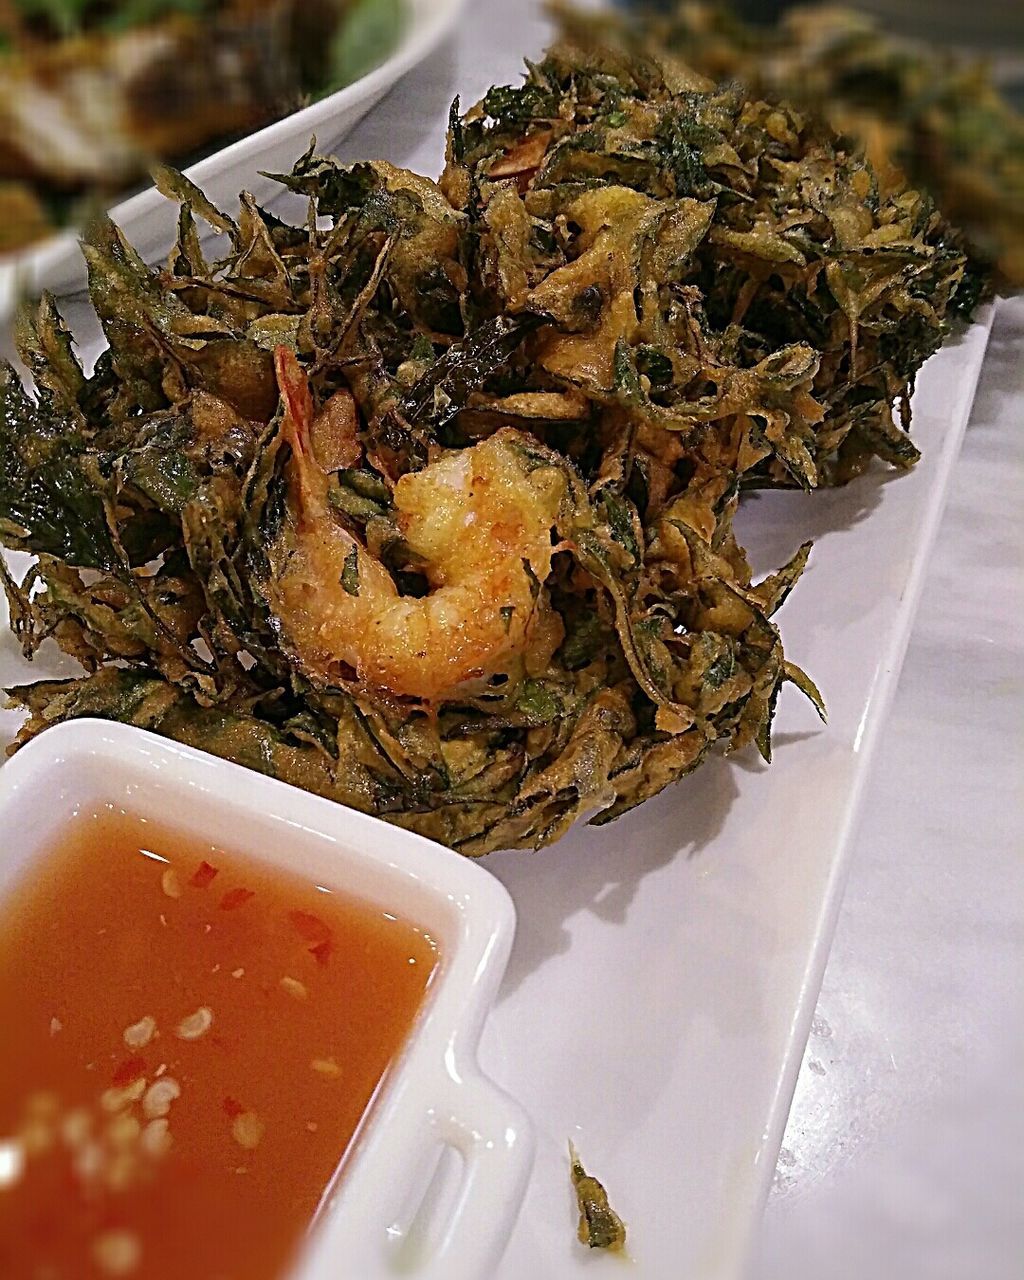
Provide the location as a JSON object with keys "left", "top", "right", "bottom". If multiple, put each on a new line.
{"left": 735, "top": 302, "right": 998, "bottom": 1271}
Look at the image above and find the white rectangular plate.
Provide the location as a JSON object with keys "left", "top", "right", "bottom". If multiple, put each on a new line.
{"left": 0, "top": 303, "right": 994, "bottom": 1278}
{"left": 0, "top": 30, "right": 996, "bottom": 1265}
{"left": 476, "top": 307, "right": 995, "bottom": 1280}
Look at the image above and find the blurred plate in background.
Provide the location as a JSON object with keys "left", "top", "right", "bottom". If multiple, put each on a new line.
{"left": 0, "top": 0, "right": 465, "bottom": 319}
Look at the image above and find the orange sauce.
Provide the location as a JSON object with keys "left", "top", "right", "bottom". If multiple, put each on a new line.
{"left": 0, "top": 808, "right": 439, "bottom": 1279}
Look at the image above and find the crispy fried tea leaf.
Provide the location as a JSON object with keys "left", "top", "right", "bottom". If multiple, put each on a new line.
{"left": 569, "top": 1143, "right": 628, "bottom": 1252}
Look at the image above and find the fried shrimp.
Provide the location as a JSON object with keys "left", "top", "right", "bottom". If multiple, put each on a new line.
{"left": 267, "top": 349, "right": 566, "bottom": 702}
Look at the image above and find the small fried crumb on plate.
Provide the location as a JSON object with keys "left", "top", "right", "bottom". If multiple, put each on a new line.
{"left": 0, "top": 719, "right": 532, "bottom": 1280}
{"left": 569, "top": 1142, "right": 627, "bottom": 1253}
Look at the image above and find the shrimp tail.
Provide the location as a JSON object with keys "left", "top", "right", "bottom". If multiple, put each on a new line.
{"left": 274, "top": 346, "right": 326, "bottom": 521}
{"left": 274, "top": 345, "right": 314, "bottom": 459}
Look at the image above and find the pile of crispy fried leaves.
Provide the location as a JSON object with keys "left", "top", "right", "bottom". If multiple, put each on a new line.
{"left": 555, "top": 1, "right": 1016, "bottom": 290}
{"left": 1, "top": 45, "right": 975, "bottom": 854}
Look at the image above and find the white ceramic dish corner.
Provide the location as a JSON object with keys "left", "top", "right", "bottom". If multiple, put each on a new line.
{"left": 0, "top": 717, "right": 532, "bottom": 1280}
{"left": 0, "top": 0, "right": 467, "bottom": 318}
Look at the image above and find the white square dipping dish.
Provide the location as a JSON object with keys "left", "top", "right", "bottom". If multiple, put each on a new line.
{"left": 0, "top": 717, "right": 531, "bottom": 1280}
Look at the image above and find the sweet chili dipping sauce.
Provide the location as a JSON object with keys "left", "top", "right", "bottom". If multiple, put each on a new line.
{"left": 0, "top": 807, "right": 439, "bottom": 1279}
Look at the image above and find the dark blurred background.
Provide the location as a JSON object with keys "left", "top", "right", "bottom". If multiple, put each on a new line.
{"left": 1, "top": 0, "right": 1021, "bottom": 262}
{"left": 616, "top": 0, "right": 1024, "bottom": 103}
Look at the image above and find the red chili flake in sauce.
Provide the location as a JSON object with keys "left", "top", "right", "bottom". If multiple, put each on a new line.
{"left": 222, "top": 1096, "right": 245, "bottom": 1120}
{"left": 112, "top": 1055, "right": 147, "bottom": 1087}
{"left": 288, "top": 911, "right": 330, "bottom": 945}
{"left": 190, "top": 860, "right": 220, "bottom": 889}
{"left": 219, "top": 887, "right": 256, "bottom": 911}
{"left": 288, "top": 911, "right": 333, "bottom": 964}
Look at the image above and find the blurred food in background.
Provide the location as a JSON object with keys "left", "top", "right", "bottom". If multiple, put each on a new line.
{"left": 0, "top": 0, "right": 405, "bottom": 254}
{"left": 557, "top": 3, "right": 1024, "bottom": 287}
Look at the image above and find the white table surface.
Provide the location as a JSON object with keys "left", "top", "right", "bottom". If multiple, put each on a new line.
{"left": 4, "top": 2, "right": 1020, "bottom": 1274}
{"left": 345, "top": 6, "right": 1024, "bottom": 1273}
